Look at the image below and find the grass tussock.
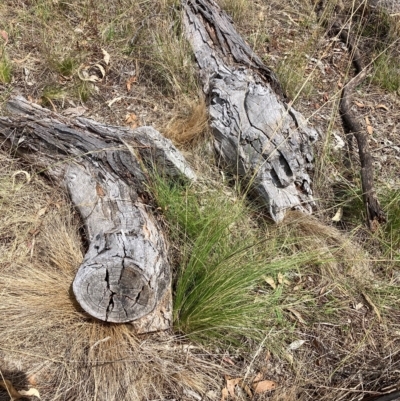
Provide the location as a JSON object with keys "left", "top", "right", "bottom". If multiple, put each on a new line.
{"left": 41, "top": 85, "right": 66, "bottom": 108}
{"left": 0, "top": 152, "right": 220, "bottom": 401}
{"left": 281, "top": 211, "right": 372, "bottom": 281}
{"left": 150, "top": 174, "right": 365, "bottom": 347}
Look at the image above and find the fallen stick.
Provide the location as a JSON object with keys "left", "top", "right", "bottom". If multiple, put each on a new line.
{"left": 329, "top": 19, "right": 386, "bottom": 230}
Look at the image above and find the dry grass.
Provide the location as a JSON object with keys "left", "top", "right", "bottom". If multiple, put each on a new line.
{"left": 281, "top": 211, "right": 372, "bottom": 282}
{"left": 163, "top": 98, "right": 209, "bottom": 146}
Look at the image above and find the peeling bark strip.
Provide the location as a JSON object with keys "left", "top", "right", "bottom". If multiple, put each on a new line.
{"left": 183, "top": 0, "right": 318, "bottom": 222}
{"left": 329, "top": 21, "right": 386, "bottom": 230}
{"left": 0, "top": 97, "right": 195, "bottom": 330}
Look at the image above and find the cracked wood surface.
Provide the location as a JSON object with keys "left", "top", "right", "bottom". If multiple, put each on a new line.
{"left": 0, "top": 96, "right": 195, "bottom": 330}
{"left": 183, "top": 0, "right": 318, "bottom": 222}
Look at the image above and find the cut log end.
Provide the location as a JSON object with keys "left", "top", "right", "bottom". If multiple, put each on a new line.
{"left": 73, "top": 263, "right": 157, "bottom": 323}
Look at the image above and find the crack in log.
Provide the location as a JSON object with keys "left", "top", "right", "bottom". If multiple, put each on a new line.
{"left": 104, "top": 269, "right": 115, "bottom": 321}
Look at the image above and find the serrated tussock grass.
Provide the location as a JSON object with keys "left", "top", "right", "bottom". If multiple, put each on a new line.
{"left": 150, "top": 174, "right": 356, "bottom": 346}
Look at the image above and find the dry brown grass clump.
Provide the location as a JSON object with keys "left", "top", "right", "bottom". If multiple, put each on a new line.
{"left": 0, "top": 152, "right": 221, "bottom": 401}
{"left": 164, "top": 98, "right": 210, "bottom": 146}
{"left": 281, "top": 211, "right": 372, "bottom": 281}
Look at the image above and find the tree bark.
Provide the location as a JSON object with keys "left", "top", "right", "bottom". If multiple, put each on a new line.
{"left": 0, "top": 96, "right": 195, "bottom": 331}
{"left": 182, "top": 0, "right": 319, "bottom": 222}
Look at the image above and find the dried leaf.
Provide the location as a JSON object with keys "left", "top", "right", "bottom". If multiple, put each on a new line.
{"left": 126, "top": 76, "right": 137, "bottom": 92}
{"left": 284, "top": 351, "right": 294, "bottom": 364}
{"left": 125, "top": 113, "right": 137, "bottom": 124}
{"left": 355, "top": 302, "right": 364, "bottom": 310}
{"left": 102, "top": 48, "right": 110, "bottom": 65}
{"left": 19, "top": 388, "right": 41, "bottom": 399}
{"left": 0, "top": 380, "right": 22, "bottom": 399}
{"left": 277, "top": 272, "right": 284, "bottom": 285}
{"left": 125, "top": 112, "right": 138, "bottom": 129}
{"left": 78, "top": 67, "right": 100, "bottom": 82}
{"left": 288, "top": 339, "right": 306, "bottom": 351}
{"left": 87, "top": 75, "right": 100, "bottom": 82}
{"left": 0, "top": 30, "right": 8, "bottom": 45}
{"left": 96, "top": 183, "right": 105, "bottom": 197}
{"left": 365, "top": 117, "right": 373, "bottom": 135}
{"left": 11, "top": 170, "right": 31, "bottom": 186}
{"left": 222, "top": 356, "right": 235, "bottom": 366}
{"left": 253, "top": 372, "right": 263, "bottom": 383}
{"left": 286, "top": 308, "right": 306, "bottom": 324}
{"left": 362, "top": 292, "right": 382, "bottom": 322}
{"left": 332, "top": 207, "right": 343, "bottom": 222}
{"left": 220, "top": 387, "right": 228, "bottom": 401}
{"left": 252, "top": 380, "right": 277, "bottom": 393}
{"left": 37, "top": 207, "right": 47, "bottom": 218}
{"left": 244, "top": 384, "right": 253, "bottom": 397}
{"left": 264, "top": 276, "right": 276, "bottom": 289}
{"left": 355, "top": 101, "right": 365, "bottom": 108}
{"left": 376, "top": 104, "right": 388, "bottom": 111}
{"left": 107, "top": 96, "right": 123, "bottom": 108}
{"left": 94, "top": 63, "right": 106, "bottom": 78}
{"left": 27, "top": 375, "right": 37, "bottom": 386}
{"left": 226, "top": 377, "right": 241, "bottom": 397}
{"left": 332, "top": 132, "right": 345, "bottom": 151}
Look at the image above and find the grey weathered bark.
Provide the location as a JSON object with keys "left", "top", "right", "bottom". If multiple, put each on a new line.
{"left": 0, "top": 96, "right": 195, "bottom": 331}
{"left": 183, "top": 0, "right": 319, "bottom": 222}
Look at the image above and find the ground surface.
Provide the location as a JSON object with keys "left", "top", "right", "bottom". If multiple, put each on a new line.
{"left": 0, "top": 0, "right": 400, "bottom": 400}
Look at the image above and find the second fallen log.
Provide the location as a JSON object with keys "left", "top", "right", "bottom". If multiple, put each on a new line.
{"left": 183, "top": 0, "right": 319, "bottom": 222}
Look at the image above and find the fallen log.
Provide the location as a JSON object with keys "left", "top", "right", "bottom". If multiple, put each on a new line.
{"left": 183, "top": 0, "right": 319, "bottom": 222}
{"left": 0, "top": 96, "right": 195, "bottom": 332}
